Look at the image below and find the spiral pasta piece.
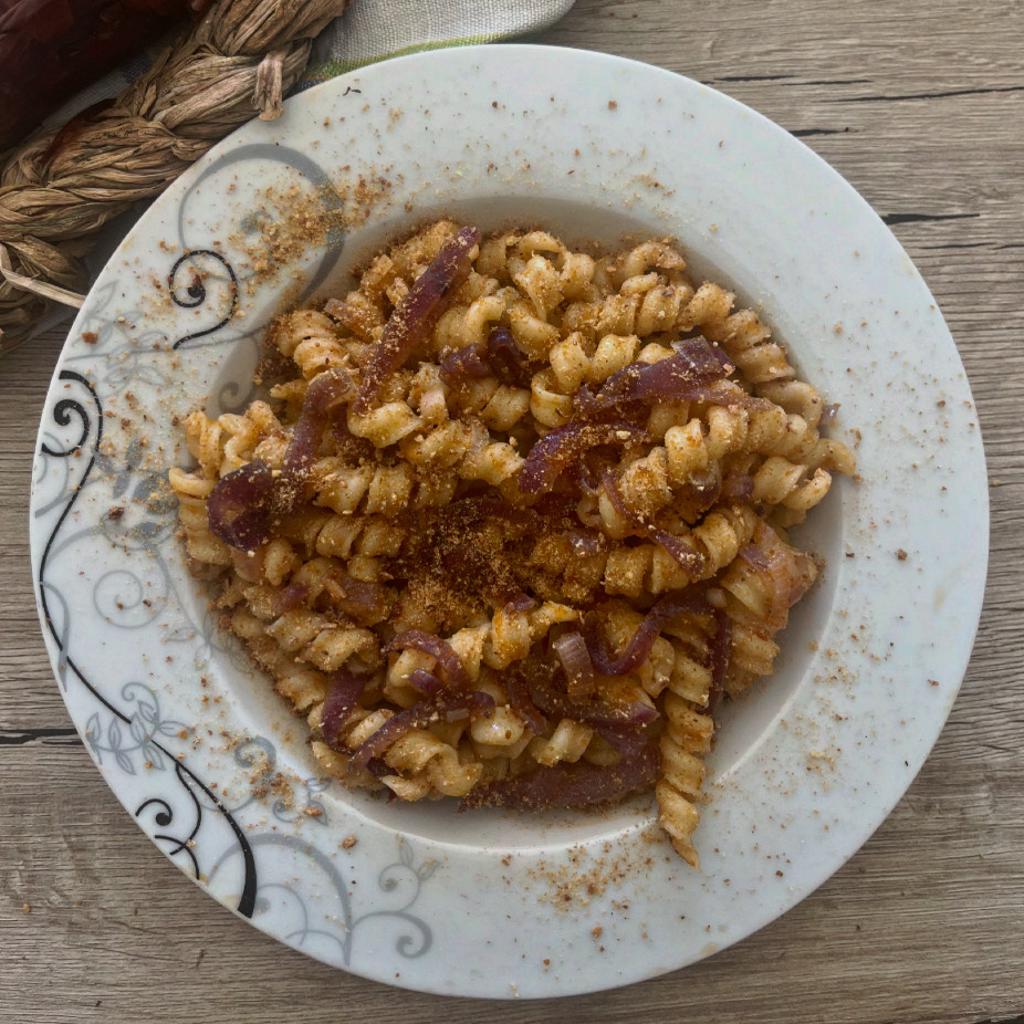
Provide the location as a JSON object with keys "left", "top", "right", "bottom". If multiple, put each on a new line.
{"left": 657, "top": 697, "right": 714, "bottom": 867}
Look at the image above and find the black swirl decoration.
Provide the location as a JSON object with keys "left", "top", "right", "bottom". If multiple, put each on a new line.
{"left": 168, "top": 249, "right": 239, "bottom": 350}
{"left": 135, "top": 762, "right": 203, "bottom": 877}
{"left": 41, "top": 385, "right": 92, "bottom": 457}
{"left": 37, "top": 369, "right": 258, "bottom": 915}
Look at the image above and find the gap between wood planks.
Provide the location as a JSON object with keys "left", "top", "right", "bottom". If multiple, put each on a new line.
{"left": 0, "top": 727, "right": 80, "bottom": 746}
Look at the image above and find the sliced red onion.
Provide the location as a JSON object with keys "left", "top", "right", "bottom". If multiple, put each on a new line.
{"left": 649, "top": 527, "right": 706, "bottom": 577}
{"left": 460, "top": 743, "right": 658, "bottom": 810}
{"left": 440, "top": 343, "right": 492, "bottom": 386}
{"left": 519, "top": 421, "right": 646, "bottom": 497}
{"left": 574, "top": 339, "right": 735, "bottom": 421}
{"left": 355, "top": 225, "right": 481, "bottom": 413}
{"left": 206, "top": 459, "right": 275, "bottom": 550}
{"left": 596, "top": 722, "right": 655, "bottom": 758}
{"left": 505, "top": 592, "right": 539, "bottom": 613}
{"left": 821, "top": 402, "right": 840, "bottom": 427}
{"left": 328, "top": 406, "right": 373, "bottom": 449}
{"left": 352, "top": 691, "right": 495, "bottom": 767}
{"left": 329, "top": 572, "right": 390, "bottom": 627}
{"left": 738, "top": 525, "right": 817, "bottom": 628}
{"left": 209, "top": 369, "right": 357, "bottom": 548}
{"left": 720, "top": 473, "right": 754, "bottom": 502}
{"left": 738, "top": 542, "right": 771, "bottom": 573}
{"left": 585, "top": 589, "right": 710, "bottom": 677}
{"left": 505, "top": 672, "right": 547, "bottom": 736}
{"left": 274, "top": 582, "right": 309, "bottom": 615}
{"left": 600, "top": 469, "right": 707, "bottom": 577}
{"left": 552, "top": 630, "right": 595, "bottom": 699}
{"left": 486, "top": 325, "right": 533, "bottom": 387}
{"left": 322, "top": 669, "right": 369, "bottom": 749}
{"left": 274, "top": 368, "right": 355, "bottom": 514}
{"left": 407, "top": 669, "right": 443, "bottom": 697}
{"left": 574, "top": 457, "right": 602, "bottom": 496}
{"left": 706, "top": 607, "right": 732, "bottom": 715}
{"left": 670, "top": 336, "right": 736, "bottom": 377}
{"left": 601, "top": 466, "right": 633, "bottom": 522}
{"left": 529, "top": 676, "right": 658, "bottom": 729}
{"left": 387, "top": 629, "right": 470, "bottom": 690}
{"left": 567, "top": 528, "right": 604, "bottom": 557}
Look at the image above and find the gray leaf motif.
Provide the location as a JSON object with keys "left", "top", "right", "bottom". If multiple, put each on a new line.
{"left": 84, "top": 687, "right": 185, "bottom": 776}
{"left": 85, "top": 712, "right": 102, "bottom": 759}
{"left": 129, "top": 713, "right": 147, "bottom": 745}
{"left": 142, "top": 740, "right": 165, "bottom": 769}
{"left": 399, "top": 837, "right": 414, "bottom": 869}
{"left": 136, "top": 699, "right": 159, "bottom": 728}
{"left": 416, "top": 860, "right": 439, "bottom": 882}
{"left": 130, "top": 361, "right": 171, "bottom": 389}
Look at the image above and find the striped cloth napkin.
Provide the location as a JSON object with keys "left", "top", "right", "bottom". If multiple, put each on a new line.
{"left": 305, "top": 0, "right": 577, "bottom": 83}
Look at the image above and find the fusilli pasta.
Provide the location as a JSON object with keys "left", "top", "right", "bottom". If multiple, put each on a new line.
{"left": 174, "top": 220, "right": 854, "bottom": 867}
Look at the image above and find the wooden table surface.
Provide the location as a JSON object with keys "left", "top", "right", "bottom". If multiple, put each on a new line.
{"left": 2, "top": 1, "right": 1022, "bottom": 1021}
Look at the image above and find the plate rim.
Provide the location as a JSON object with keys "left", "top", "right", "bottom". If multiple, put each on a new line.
{"left": 29, "top": 42, "right": 989, "bottom": 998}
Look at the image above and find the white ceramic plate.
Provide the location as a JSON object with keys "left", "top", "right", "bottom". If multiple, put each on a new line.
{"left": 30, "top": 45, "right": 988, "bottom": 998}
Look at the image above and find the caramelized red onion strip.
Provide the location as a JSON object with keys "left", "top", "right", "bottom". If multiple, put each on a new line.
{"left": 706, "top": 608, "right": 732, "bottom": 715}
{"left": 408, "top": 669, "right": 443, "bottom": 697}
{"left": 438, "top": 326, "right": 533, "bottom": 391}
{"left": 279, "top": 368, "right": 355, "bottom": 494}
{"left": 574, "top": 338, "right": 736, "bottom": 420}
{"left": 738, "top": 543, "right": 770, "bottom": 572}
{"left": 206, "top": 459, "right": 276, "bottom": 550}
{"left": 460, "top": 743, "right": 658, "bottom": 810}
{"left": 207, "top": 369, "right": 355, "bottom": 551}
{"left": 352, "top": 691, "right": 495, "bottom": 767}
{"left": 586, "top": 589, "right": 710, "bottom": 677}
{"left": 648, "top": 527, "right": 705, "bottom": 577}
{"left": 439, "top": 342, "right": 492, "bottom": 386}
{"left": 505, "top": 592, "right": 539, "bottom": 613}
{"left": 520, "top": 421, "right": 646, "bottom": 497}
{"left": 322, "top": 669, "right": 369, "bottom": 749}
{"left": 486, "top": 325, "right": 533, "bottom": 387}
{"left": 505, "top": 672, "right": 547, "bottom": 736}
{"left": 738, "top": 523, "right": 818, "bottom": 630}
{"left": 552, "top": 630, "right": 596, "bottom": 700}
{"left": 720, "top": 473, "right": 754, "bottom": 502}
{"left": 273, "top": 582, "right": 309, "bottom": 615}
{"left": 355, "top": 225, "right": 481, "bottom": 413}
{"left": 387, "top": 629, "right": 470, "bottom": 690}
{"left": 602, "top": 469, "right": 705, "bottom": 578}
{"left": 528, "top": 676, "right": 658, "bottom": 729}
{"left": 596, "top": 722, "right": 655, "bottom": 758}
{"left": 328, "top": 571, "right": 391, "bottom": 627}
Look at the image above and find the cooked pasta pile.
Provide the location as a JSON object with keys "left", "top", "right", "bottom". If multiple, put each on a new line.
{"left": 171, "top": 220, "right": 854, "bottom": 865}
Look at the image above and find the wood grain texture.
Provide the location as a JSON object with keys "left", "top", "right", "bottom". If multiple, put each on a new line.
{"left": 2, "top": 1, "right": 1022, "bottom": 1021}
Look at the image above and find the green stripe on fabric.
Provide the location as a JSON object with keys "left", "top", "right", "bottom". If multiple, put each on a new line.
{"left": 302, "top": 34, "right": 498, "bottom": 83}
